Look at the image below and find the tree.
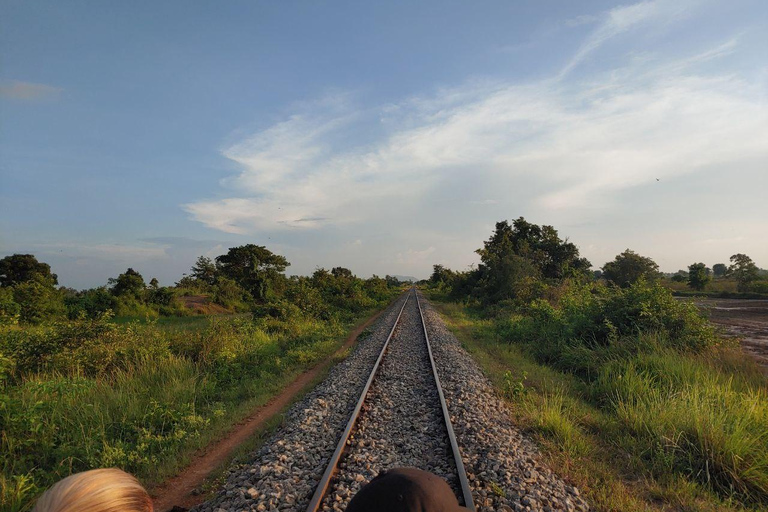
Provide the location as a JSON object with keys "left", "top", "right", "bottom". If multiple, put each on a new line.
{"left": 476, "top": 218, "right": 591, "bottom": 281}
{"left": 149, "top": 277, "right": 159, "bottom": 289}
{"left": 215, "top": 245, "right": 289, "bottom": 302}
{"left": 712, "top": 263, "right": 727, "bottom": 278}
{"left": 109, "top": 268, "right": 146, "bottom": 298}
{"left": 728, "top": 254, "right": 759, "bottom": 292}
{"left": 687, "top": 262, "right": 711, "bottom": 291}
{"left": 0, "top": 254, "right": 58, "bottom": 287}
{"left": 190, "top": 256, "right": 218, "bottom": 285}
{"left": 430, "top": 264, "right": 454, "bottom": 285}
{"left": 12, "top": 274, "right": 65, "bottom": 323}
{"left": 601, "top": 249, "right": 659, "bottom": 288}
{"left": 331, "top": 267, "right": 354, "bottom": 279}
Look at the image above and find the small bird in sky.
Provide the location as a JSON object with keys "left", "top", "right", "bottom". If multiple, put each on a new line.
{"left": 656, "top": 178, "right": 660, "bottom": 181}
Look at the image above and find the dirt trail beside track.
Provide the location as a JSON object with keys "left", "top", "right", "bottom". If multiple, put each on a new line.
{"left": 151, "top": 307, "right": 388, "bottom": 512}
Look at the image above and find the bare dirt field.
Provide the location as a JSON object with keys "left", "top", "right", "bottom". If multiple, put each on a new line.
{"left": 688, "top": 298, "right": 768, "bottom": 371}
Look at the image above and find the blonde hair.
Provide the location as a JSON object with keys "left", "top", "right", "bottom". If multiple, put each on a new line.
{"left": 33, "top": 468, "right": 153, "bottom": 512}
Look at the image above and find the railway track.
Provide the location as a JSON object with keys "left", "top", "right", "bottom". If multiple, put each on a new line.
{"left": 306, "top": 288, "right": 475, "bottom": 512}
{"left": 194, "top": 290, "right": 591, "bottom": 512}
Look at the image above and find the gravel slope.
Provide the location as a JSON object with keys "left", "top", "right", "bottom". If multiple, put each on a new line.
{"left": 193, "top": 291, "right": 591, "bottom": 512}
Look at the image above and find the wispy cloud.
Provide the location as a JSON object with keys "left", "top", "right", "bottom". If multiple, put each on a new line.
{"left": 186, "top": 35, "right": 766, "bottom": 236}
{"left": 27, "top": 242, "right": 167, "bottom": 262}
{"left": 0, "top": 80, "right": 61, "bottom": 100}
{"left": 184, "top": 0, "right": 767, "bottom": 279}
{"left": 559, "top": 0, "right": 698, "bottom": 78}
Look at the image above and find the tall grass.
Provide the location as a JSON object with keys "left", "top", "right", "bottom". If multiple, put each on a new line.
{"left": 430, "top": 281, "right": 768, "bottom": 510}
{"left": 600, "top": 351, "right": 768, "bottom": 501}
{"left": 0, "top": 298, "right": 392, "bottom": 512}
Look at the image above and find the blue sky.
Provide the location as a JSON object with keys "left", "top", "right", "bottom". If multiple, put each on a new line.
{"left": 1, "top": 0, "right": 767, "bottom": 289}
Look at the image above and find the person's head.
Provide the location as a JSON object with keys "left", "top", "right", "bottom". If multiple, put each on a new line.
{"left": 33, "top": 468, "right": 153, "bottom": 512}
{"left": 345, "top": 467, "right": 470, "bottom": 512}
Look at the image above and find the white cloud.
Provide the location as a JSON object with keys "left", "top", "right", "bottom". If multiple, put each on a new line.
{"left": 186, "top": 38, "right": 766, "bottom": 234}
{"left": 184, "top": 6, "right": 767, "bottom": 275}
{"left": 397, "top": 247, "right": 436, "bottom": 265}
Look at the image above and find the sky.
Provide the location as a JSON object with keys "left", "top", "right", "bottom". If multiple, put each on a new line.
{"left": 1, "top": 0, "right": 767, "bottom": 289}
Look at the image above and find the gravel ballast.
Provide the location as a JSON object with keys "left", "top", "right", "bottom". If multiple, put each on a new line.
{"left": 193, "top": 290, "right": 591, "bottom": 512}
{"left": 419, "top": 291, "right": 590, "bottom": 512}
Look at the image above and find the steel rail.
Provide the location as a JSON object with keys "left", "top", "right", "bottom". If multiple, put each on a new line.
{"left": 415, "top": 290, "right": 476, "bottom": 511}
{"left": 304, "top": 291, "right": 411, "bottom": 512}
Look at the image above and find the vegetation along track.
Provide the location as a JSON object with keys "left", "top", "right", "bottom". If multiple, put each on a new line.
{"left": 308, "top": 288, "right": 474, "bottom": 511}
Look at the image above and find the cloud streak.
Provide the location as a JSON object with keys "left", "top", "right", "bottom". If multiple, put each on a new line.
{"left": 186, "top": 47, "right": 766, "bottom": 237}
{"left": 184, "top": 0, "right": 767, "bottom": 276}
{"left": 0, "top": 80, "right": 61, "bottom": 100}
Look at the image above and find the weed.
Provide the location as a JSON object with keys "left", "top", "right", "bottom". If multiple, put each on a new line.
{"left": 503, "top": 370, "right": 528, "bottom": 399}
{"left": 489, "top": 481, "right": 506, "bottom": 498}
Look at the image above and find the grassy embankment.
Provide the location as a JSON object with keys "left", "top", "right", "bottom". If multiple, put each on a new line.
{"left": 0, "top": 294, "right": 397, "bottom": 512}
{"left": 428, "top": 288, "right": 768, "bottom": 512}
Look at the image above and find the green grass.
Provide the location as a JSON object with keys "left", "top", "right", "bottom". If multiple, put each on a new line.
{"left": 0, "top": 298, "right": 394, "bottom": 512}
{"left": 430, "top": 298, "right": 768, "bottom": 512}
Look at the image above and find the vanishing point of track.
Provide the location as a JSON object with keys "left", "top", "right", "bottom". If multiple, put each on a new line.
{"left": 305, "top": 288, "right": 475, "bottom": 511}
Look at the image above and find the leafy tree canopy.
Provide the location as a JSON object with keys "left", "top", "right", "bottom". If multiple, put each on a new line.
{"left": 190, "top": 256, "right": 218, "bottom": 285}
{"left": 331, "top": 267, "right": 354, "bottom": 279}
{"left": 0, "top": 254, "right": 58, "bottom": 287}
{"left": 109, "top": 268, "right": 146, "bottom": 298}
{"left": 216, "top": 244, "right": 289, "bottom": 301}
{"left": 687, "top": 262, "right": 711, "bottom": 291}
{"left": 476, "top": 218, "right": 591, "bottom": 281}
{"left": 430, "top": 264, "right": 455, "bottom": 285}
{"left": 729, "top": 253, "right": 759, "bottom": 292}
{"left": 712, "top": 263, "right": 727, "bottom": 278}
{"left": 601, "top": 249, "right": 659, "bottom": 288}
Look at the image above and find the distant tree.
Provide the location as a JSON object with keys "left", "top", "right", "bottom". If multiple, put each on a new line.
{"left": 712, "top": 263, "right": 727, "bottom": 278}
{"left": 430, "top": 264, "right": 454, "bottom": 285}
{"left": 190, "top": 256, "right": 218, "bottom": 285}
{"left": 729, "top": 254, "right": 759, "bottom": 292}
{"left": 687, "top": 263, "right": 711, "bottom": 291}
{"left": 592, "top": 269, "right": 603, "bottom": 280}
{"left": 331, "top": 267, "right": 354, "bottom": 279}
{"left": 12, "top": 274, "right": 65, "bottom": 323}
{"left": 385, "top": 275, "right": 401, "bottom": 287}
{"left": 601, "top": 249, "right": 659, "bottom": 288}
{"left": 64, "top": 286, "right": 116, "bottom": 319}
{"left": 149, "top": 277, "right": 159, "bottom": 289}
{"left": 477, "top": 218, "right": 591, "bottom": 281}
{"left": 0, "top": 254, "right": 58, "bottom": 287}
{"left": 671, "top": 273, "right": 687, "bottom": 283}
{"left": 216, "top": 245, "right": 289, "bottom": 302}
{"left": 109, "top": 268, "right": 146, "bottom": 298}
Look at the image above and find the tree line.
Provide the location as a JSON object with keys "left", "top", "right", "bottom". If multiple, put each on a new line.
{"left": 430, "top": 217, "right": 765, "bottom": 299}
{"left": 0, "top": 244, "right": 404, "bottom": 324}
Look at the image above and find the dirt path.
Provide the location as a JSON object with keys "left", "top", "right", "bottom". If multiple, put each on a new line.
{"left": 150, "top": 307, "right": 389, "bottom": 512}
